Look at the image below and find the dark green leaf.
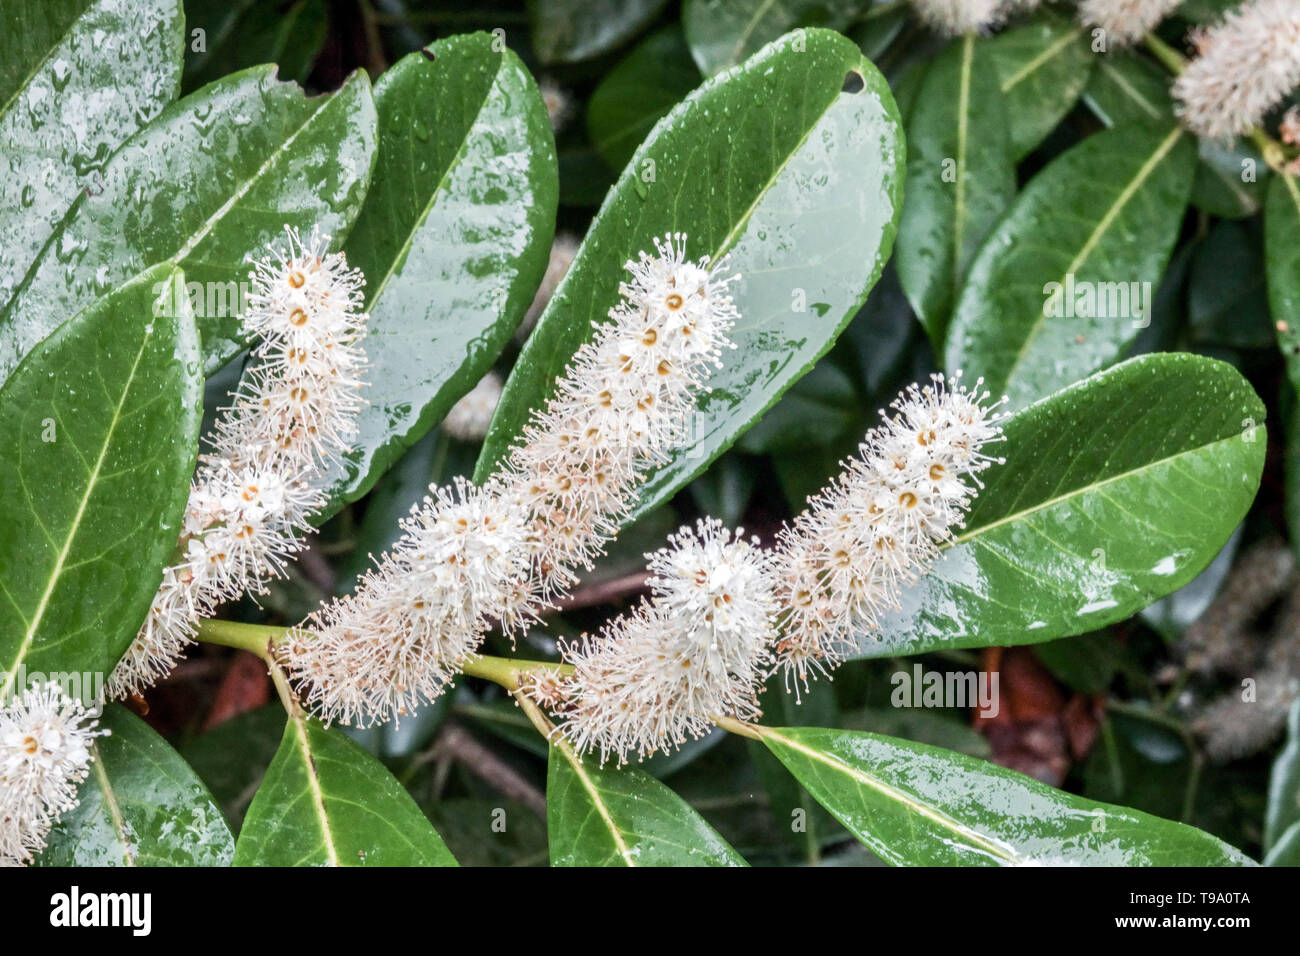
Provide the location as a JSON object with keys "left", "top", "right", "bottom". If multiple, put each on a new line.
{"left": 682, "top": 0, "right": 872, "bottom": 76}
{"left": 1265, "top": 821, "right": 1300, "bottom": 866}
{"left": 180, "top": 704, "right": 287, "bottom": 830}
{"left": 1191, "top": 137, "right": 1269, "bottom": 219}
{"left": 0, "top": 264, "right": 201, "bottom": 694}
{"left": 0, "top": 66, "right": 377, "bottom": 384}
{"left": 183, "top": 0, "right": 328, "bottom": 91}
{"left": 945, "top": 123, "right": 1195, "bottom": 408}
{"left": 546, "top": 738, "right": 746, "bottom": 865}
{"left": 1267, "top": 173, "right": 1300, "bottom": 395}
{"left": 897, "top": 34, "right": 1015, "bottom": 345}
{"left": 477, "top": 29, "right": 906, "bottom": 523}
{"left": 1082, "top": 51, "right": 1173, "bottom": 129}
{"left": 1266, "top": 699, "right": 1300, "bottom": 853}
{"left": 0, "top": 0, "right": 183, "bottom": 306}
{"left": 319, "top": 38, "right": 558, "bottom": 514}
{"left": 853, "top": 354, "right": 1265, "bottom": 657}
{"left": 760, "top": 725, "right": 1253, "bottom": 865}
{"left": 988, "top": 12, "right": 1093, "bottom": 161}
{"left": 1188, "top": 219, "right": 1272, "bottom": 348}
{"left": 586, "top": 26, "right": 700, "bottom": 172}
{"left": 233, "top": 714, "right": 458, "bottom": 866}
{"left": 530, "top": 0, "right": 670, "bottom": 64}
{"left": 37, "top": 706, "right": 233, "bottom": 866}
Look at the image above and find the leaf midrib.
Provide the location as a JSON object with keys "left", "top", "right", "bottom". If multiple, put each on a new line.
{"left": 999, "top": 26, "right": 1083, "bottom": 93}
{"left": 362, "top": 57, "right": 504, "bottom": 312}
{"left": 999, "top": 125, "right": 1184, "bottom": 390}
{"left": 93, "top": 742, "right": 137, "bottom": 867}
{"left": 293, "top": 715, "right": 341, "bottom": 866}
{"left": 764, "top": 728, "right": 1021, "bottom": 864}
{"left": 0, "top": 0, "right": 107, "bottom": 123}
{"left": 556, "top": 739, "right": 636, "bottom": 866}
{"left": 0, "top": 323, "right": 150, "bottom": 697}
{"left": 950, "top": 428, "right": 1246, "bottom": 547}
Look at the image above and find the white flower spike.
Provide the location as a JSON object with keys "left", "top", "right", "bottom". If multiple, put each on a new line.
{"left": 1077, "top": 0, "right": 1183, "bottom": 47}
{"left": 772, "top": 373, "right": 1005, "bottom": 690}
{"left": 1172, "top": 0, "right": 1300, "bottom": 141}
{"left": 108, "top": 227, "right": 369, "bottom": 699}
{"left": 1, "top": 684, "right": 105, "bottom": 866}
{"left": 557, "top": 519, "right": 779, "bottom": 765}
{"left": 283, "top": 235, "right": 741, "bottom": 727}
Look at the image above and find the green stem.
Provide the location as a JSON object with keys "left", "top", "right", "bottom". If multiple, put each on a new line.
{"left": 713, "top": 714, "right": 764, "bottom": 741}
{"left": 462, "top": 655, "right": 573, "bottom": 689}
{"left": 1142, "top": 32, "right": 1186, "bottom": 75}
{"left": 195, "top": 618, "right": 288, "bottom": 658}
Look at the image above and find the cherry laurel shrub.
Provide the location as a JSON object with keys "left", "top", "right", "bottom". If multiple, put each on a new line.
{"left": 1, "top": 0, "right": 1298, "bottom": 868}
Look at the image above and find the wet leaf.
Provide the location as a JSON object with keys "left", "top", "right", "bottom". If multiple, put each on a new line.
{"left": 896, "top": 34, "right": 1015, "bottom": 345}
{"left": 1267, "top": 173, "right": 1300, "bottom": 395}
{"left": 477, "top": 29, "right": 905, "bottom": 522}
{"left": 759, "top": 725, "right": 1253, "bottom": 865}
{"left": 0, "top": 0, "right": 183, "bottom": 308}
{"left": 234, "top": 714, "right": 458, "bottom": 866}
{"left": 853, "top": 353, "right": 1265, "bottom": 657}
{"left": 586, "top": 26, "right": 700, "bottom": 172}
{"left": 37, "top": 706, "right": 233, "bottom": 866}
{"left": 1081, "top": 51, "right": 1172, "bottom": 129}
{"left": 682, "top": 0, "right": 873, "bottom": 76}
{"left": 530, "top": 0, "right": 670, "bottom": 64}
{"left": 547, "top": 739, "right": 746, "bottom": 866}
{"left": 0, "top": 66, "right": 377, "bottom": 385}
{"left": 0, "top": 264, "right": 201, "bottom": 695}
{"left": 320, "top": 37, "right": 558, "bottom": 514}
{"left": 945, "top": 123, "right": 1195, "bottom": 408}
{"left": 987, "top": 12, "right": 1093, "bottom": 160}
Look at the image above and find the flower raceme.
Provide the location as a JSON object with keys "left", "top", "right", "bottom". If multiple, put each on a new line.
{"left": 0, "top": 684, "right": 105, "bottom": 866}
{"left": 281, "top": 236, "right": 742, "bottom": 727}
{"left": 547, "top": 375, "right": 1005, "bottom": 765}
{"left": 1077, "top": 0, "right": 1183, "bottom": 47}
{"left": 107, "top": 228, "right": 370, "bottom": 699}
{"left": 1172, "top": 0, "right": 1300, "bottom": 141}
{"left": 771, "top": 373, "right": 1004, "bottom": 689}
{"left": 557, "top": 520, "right": 779, "bottom": 765}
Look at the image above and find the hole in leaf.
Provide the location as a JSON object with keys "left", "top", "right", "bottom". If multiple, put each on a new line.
{"left": 841, "top": 71, "right": 864, "bottom": 94}
{"left": 420, "top": 48, "right": 437, "bottom": 61}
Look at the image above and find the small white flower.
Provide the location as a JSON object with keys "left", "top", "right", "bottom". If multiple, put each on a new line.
{"left": 1173, "top": 0, "right": 1300, "bottom": 141}
{"left": 442, "top": 371, "right": 503, "bottom": 442}
{"left": 1, "top": 684, "right": 106, "bottom": 866}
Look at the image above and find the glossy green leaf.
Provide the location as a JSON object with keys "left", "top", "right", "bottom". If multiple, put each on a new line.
{"left": 896, "top": 34, "right": 1015, "bottom": 345}
{"left": 945, "top": 123, "right": 1195, "bottom": 408}
{"left": 852, "top": 354, "right": 1266, "bottom": 658}
{"left": 0, "top": 0, "right": 183, "bottom": 307}
{"left": 37, "top": 706, "right": 234, "bottom": 866}
{"left": 1267, "top": 173, "right": 1300, "bottom": 395}
{"left": 0, "top": 66, "right": 377, "bottom": 385}
{"left": 681, "top": 0, "right": 872, "bottom": 76}
{"left": 180, "top": 704, "right": 287, "bottom": 830}
{"left": 233, "top": 714, "right": 457, "bottom": 866}
{"left": 530, "top": 0, "right": 670, "bottom": 64}
{"left": 1191, "top": 137, "right": 1269, "bottom": 219}
{"left": 988, "top": 12, "right": 1093, "bottom": 160}
{"left": 546, "top": 740, "right": 746, "bottom": 866}
{"left": 1266, "top": 698, "right": 1300, "bottom": 853}
{"left": 587, "top": 26, "right": 700, "bottom": 172}
{"left": 0, "top": 264, "right": 201, "bottom": 696}
{"left": 1082, "top": 51, "right": 1173, "bottom": 129}
{"left": 319, "top": 38, "right": 558, "bottom": 514}
{"left": 477, "top": 29, "right": 905, "bottom": 521}
{"left": 760, "top": 725, "right": 1253, "bottom": 865}
{"left": 183, "top": 0, "right": 328, "bottom": 91}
